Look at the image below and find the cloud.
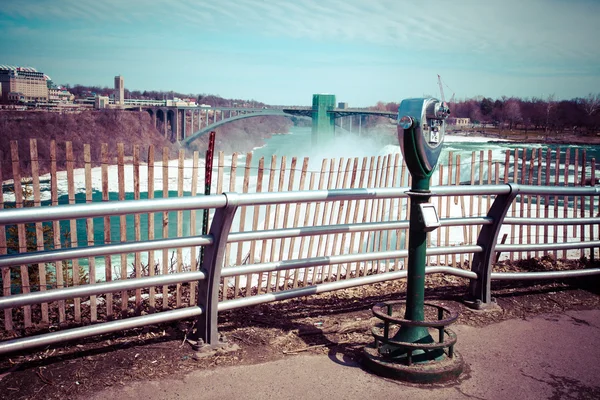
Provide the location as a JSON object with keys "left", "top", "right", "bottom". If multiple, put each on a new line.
{"left": 4, "top": 0, "right": 597, "bottom": 68}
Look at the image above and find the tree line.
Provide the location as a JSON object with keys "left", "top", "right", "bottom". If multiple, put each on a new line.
{"left": 372, "top": 94, "right": 600, "bottom": 135}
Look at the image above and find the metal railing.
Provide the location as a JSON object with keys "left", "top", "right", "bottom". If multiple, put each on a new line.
{"left": 1, "top": 183, "right": 599, "bottom": 355}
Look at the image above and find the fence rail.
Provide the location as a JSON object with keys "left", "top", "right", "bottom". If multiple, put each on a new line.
{"left": 0, "top": 139, "right": 599, "bottom": 354}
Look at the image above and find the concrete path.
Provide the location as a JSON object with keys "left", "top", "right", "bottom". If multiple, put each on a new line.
{"left": 86, "top": 310, "right": 600, "bottom": 400}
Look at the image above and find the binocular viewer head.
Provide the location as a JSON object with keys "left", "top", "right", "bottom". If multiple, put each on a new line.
{"left": 397, "top": 98, "right": 450, "bottom": 179}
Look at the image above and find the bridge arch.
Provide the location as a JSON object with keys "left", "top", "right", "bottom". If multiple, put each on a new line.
{"left": 181, "top": 109, "right": 292, "bottom": 146}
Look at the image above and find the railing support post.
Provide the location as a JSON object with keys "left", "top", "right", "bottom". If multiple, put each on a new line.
{"left": 191, "top": 193, "right": 239, "bottom": 352}
{"left": 467, "top": 183, "right": 518, "bottom": 309}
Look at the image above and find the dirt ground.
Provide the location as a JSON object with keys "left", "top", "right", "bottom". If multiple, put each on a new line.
{"left": 1, "top": 259, "right": 599, "bottom": 400}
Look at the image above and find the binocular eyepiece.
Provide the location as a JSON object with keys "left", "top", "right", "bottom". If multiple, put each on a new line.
{"left": 397, "top": 98, "right": 450, "bottom": 179}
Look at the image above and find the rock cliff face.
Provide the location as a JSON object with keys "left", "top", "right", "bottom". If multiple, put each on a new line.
{"left": 0, "top": 110, "right": 292, "bottom": 180}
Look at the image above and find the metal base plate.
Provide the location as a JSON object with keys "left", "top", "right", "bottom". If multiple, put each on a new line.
{"left": 362, "top": 344, "right": 464, "bottom": 384}
{"left": 191, "top": 340, "right": 240, "bottom": 360}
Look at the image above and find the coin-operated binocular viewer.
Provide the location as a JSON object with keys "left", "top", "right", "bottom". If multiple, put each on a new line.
{"left": 363, "top": 98, "right": 464, "bottom": 383}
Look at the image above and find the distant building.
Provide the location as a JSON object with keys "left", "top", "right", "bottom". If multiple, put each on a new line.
{"left": 338, "top": 102, "right": 348, "bottom": 109}
{"left": 448, "top": 117, "right": 470, "bottom": 126}
{"left": 48, "top": 87, "right": 74, "bottom": 103}
{"left": 0, "top": 65, "right": 49, "bottom": 103}
{"left": 114, "top": 75, "right": 124, "bottom": 105}
{"left": 95, "top": 95, "right": 110, "bottom": 109}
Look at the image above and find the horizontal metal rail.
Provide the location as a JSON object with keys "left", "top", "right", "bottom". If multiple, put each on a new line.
{"left": 228, "top": 217, "right": 492, "bottom": 243}
{"left": 0, "top": 271, "right": 207, "bottom": 310}
{"left": 491, "top": 269, "right": 600, "bottom": 280}
{"left": 496, "top": 241, "right": 600, "bottom": 252}
{"left": 0, "top": 235, "right": 214, "bottom": 269}
{"left": 222, "top": 246, "right": 484, "bottom": 278}
{"left": 233, "top": 185, "right": 511, "bottom": 206}
{"left": 0, "top": 195, "right": 227, "bottom": 225}
{"left": 0, "top": 184, "right": 596, "bottom": 227}
{"left": 0, "top": 307, "right": 203, "bottom": 355}
{"left": 219, "top": 266, "right": 478, "bottom": 311}
{"left": 504, "top": 217, "right": 600, "bottom": 226}
{"left": 514, "top": 186, "right": 600, "bottom": 196}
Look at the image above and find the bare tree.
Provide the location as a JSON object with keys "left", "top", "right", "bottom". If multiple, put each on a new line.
{"left": 580, "top": 93, "right": 600, "bottom": 116}
{"left": 545, "top": 94, "right": 556, "bottom": 137}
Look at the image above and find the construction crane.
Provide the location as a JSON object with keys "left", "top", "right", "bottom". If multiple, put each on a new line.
{"left": 437, "top": 74, "right": 455, "bottom": 105}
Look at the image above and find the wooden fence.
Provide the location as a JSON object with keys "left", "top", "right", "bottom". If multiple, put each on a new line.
{"left": 0, "top": 139, "right": 598, "bottom": 332}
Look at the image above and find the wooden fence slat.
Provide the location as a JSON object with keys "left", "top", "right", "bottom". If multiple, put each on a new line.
{"left": 315, "top": 159, "right": 334, "bottom": 282}
{"left": 326, "top": 158, "right": 346, "bottom": 280}
{"left": 11, "top": 141, "right": 32, "bottom": 328}
{"left": 248, "top": 157, "right": 264, "bottom": 293}
{"left": 259, "top": 155, "right": 277, "bottom": 293}
{"left": 445, "top": 152, "right": 453, "bottom": 266}
{"left": 510, "top": 149, "right": 519, "bottom": 261}
{"left": 133, "top": 146, "right": 142, "bottom": 311}
{"left": 357, "top": 157, "right": 376, "bottom": 276}
{"left": 236, "top": 153, "right": 252, "bottom": 296}
{"left": 456, "top": 155, "right": 467, "bottom": 265}
{"left": 146, "top": 145, "right": 155, "bottom": 311}
{"left": 117, "top": 143, "right": 129, "bottom": 315}
{"left": 306, "top": 159, "right": 328, "bottom": 282}
{"left": 590, "top": 158, "right": 596, "bottom": 260}
{"left": 101, "top": 143, "right": 113, "bottom": 317}
{"left": 269, "top": 155, "right": 285, "bottom": 290}
{"left": 0, "top": 148, "right": 12, "bottom": 331}
{"left": 519, "top": 148, "right": 527, "bottom": 259}
{"left": 553, "top": 147, "right": 560, "bottom": 259}
{"left": 278, "top": 157, "right": 296, "bottom": 289}
{"left": 175, "top": 149, "right": 184, "bottom": 307}
{"left": 348, "top": 157, "right": 368, "bottom": 275}
{"left": 563, "top": 149, "right": 571, "bottom": 259}
{"left": 437, "top": 164, "right": 444, "bottom": 266}
{"left": 469, "top": 151, "right": 477, "bottom": 262}
{"left": 457, "top": 155, "right": 466, "bottom": 267}
{"left": 84, "top": 144, "right": 97, "bottom": 322}
{"left": 65, "top": 141, "right": 81, "bottom": 323}
{"left": 189, "top": 150, "right": 199, "bottom": 305}
{"left": 301, "top": 172, "right": 317, "bottom": 286}
{"left": 365, "top": 156, "right": 382, "bottom": 274}
{"left": 580, "top": 150, "right": 587, "bottom": 258}
{"left": 536, "top": 148, "right": 543, "bottom": 259}
{"left": 30, "top": 139, "right": 48, "bottom": 324}
{"left": 487, "top": 149, "right": 493, "bottom": 210}
{"left": 377, "top": 155, "right": 391, "bottom": 272}
{"left": 400, "top": 159, "right": 409, "bottom": 268}
{"left": 341, "top": 157, "right": 360, "bottom": 278}
{"left": 573, "top": 149, "right": 579, "bottom": 237}
{"left": 333, "top": 158, "right": 352, "bottom": 279}
{"left": 320, "top": 158, "right": 340, "bottom": 281}
{"left": 544, "top": 149, "right": 551, "bottom": 256}
{"left": 384, "top": 154, "right": 399, "bottom": 271}
{"left": 50, "top": 141, "right": 66, "bottom": 324}
{"left": 224, "top": 153, "right": 238, "bottom": 297}
{"left": 289, "top": 157, "right": 309, "bottom": 289}
{"left": 348, "top": 157, "right": 368, "bottom": 276}
{"left": 526, "top": 149, "right": 535, "bottom": 258}
{"left": 161, "top": 147, "right": 170, "bottom": 309}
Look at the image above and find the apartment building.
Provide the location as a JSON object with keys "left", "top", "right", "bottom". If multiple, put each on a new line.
{"left": 0, "top": 65, "right": 49, "bottom": 103}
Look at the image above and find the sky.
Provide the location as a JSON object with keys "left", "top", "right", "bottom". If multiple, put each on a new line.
{"left": 1, "top": 0, "right": 599, "bottom": 107}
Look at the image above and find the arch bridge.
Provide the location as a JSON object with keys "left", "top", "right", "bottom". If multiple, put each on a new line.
{"left": 143, "top": 94, "right": 397, "bottom": 147}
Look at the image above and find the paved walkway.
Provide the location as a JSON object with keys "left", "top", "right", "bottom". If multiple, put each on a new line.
{"left": 86, "top": 310, "right": 600, "bottom": 400}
